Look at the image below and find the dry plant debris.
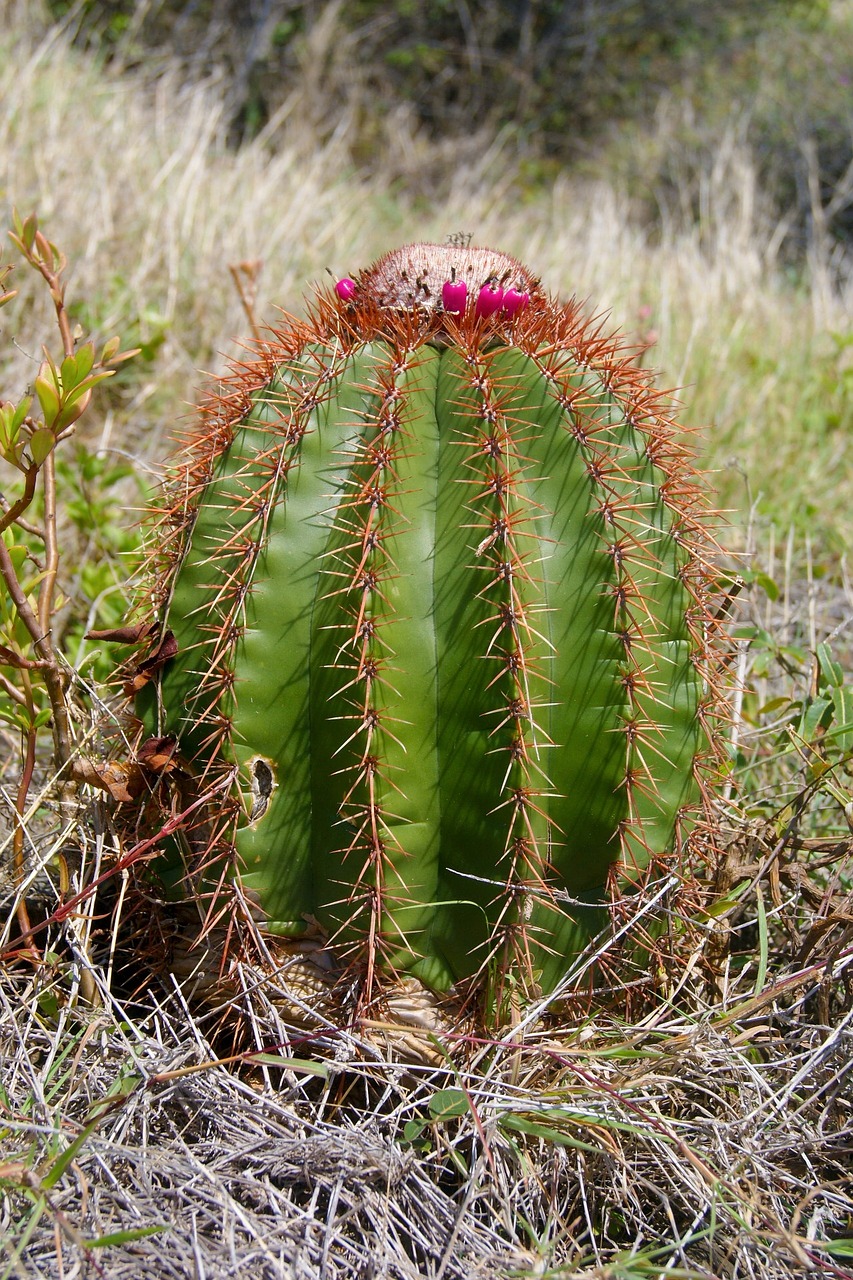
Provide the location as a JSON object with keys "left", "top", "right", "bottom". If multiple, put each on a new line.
{"left": 1, "top": 811, "right": 851, "bottom": 1280}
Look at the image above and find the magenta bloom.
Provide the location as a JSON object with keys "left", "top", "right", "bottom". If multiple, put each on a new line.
{"left": 441, "top": 279, "right": 468, "bottom": 315}
{"left": 502, "top": 289, "right": 530, "bottom": 319}
{"left": 335, "top": 277, "right": 357, "bottom": 302}
{"left": 474, "top": 282, "right": 504, "bottom": 318}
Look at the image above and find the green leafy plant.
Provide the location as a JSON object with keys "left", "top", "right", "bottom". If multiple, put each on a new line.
{"left": 0, "top": 213, "right": 136, "bottom": 949}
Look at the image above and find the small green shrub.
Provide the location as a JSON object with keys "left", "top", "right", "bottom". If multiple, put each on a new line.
{"left": 0, "top": 212, "right": 136, "bottom": 944}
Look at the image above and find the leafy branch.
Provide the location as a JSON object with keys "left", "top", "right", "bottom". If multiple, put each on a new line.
{"left": 1, "top": 212, "right": 137, "bottom": 951}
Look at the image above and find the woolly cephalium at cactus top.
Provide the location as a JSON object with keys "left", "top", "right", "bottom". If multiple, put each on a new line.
{"left": 131, "top": 241, "right": 723, "bottom": 1010}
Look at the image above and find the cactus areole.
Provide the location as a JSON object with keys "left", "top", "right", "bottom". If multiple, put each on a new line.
{"left": 137, "top": 242, "right": 716, "bottom": 1006}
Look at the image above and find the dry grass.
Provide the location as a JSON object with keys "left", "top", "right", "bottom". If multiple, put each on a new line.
{"left": 1, "top": 826, "right": 851, "bottom": 1279}
{"left": 1, "top": 7, "right": 853, "bottom": 1278}
{"left": 2, "top": 5, "right": 851, "bottom": 559}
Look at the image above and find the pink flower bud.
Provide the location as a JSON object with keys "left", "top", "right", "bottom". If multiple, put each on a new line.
{"left": 335, "top": 277, "right": 357, "bottom": 302}
{"left": 502, "top": 289, "right": 530, "bottom": 319}
{"left": 442, "top": 279, "right": 468, "bottom": 315}
{"left": 474, "top": 282, "right": 504, "bottom": 319}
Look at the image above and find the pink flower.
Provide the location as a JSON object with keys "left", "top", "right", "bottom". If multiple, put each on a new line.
{"left": 502, "top": 289, "right": 529, "bottom": 319}
{"left": 475, "top": 282, "right": 504, "bottom": 319}
{"left": 335, "top": 277, "right": 357, "bottom": 302}
{"left": 442, "top": 279, "right": 468, "bottom": 315}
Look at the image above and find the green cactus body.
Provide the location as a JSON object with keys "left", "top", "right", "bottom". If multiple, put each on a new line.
{"left": 138, "top": 243, "right": 715, "bottom": 1005}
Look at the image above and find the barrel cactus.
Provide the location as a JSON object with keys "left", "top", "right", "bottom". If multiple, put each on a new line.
{"left": 133, "top": 242, "right": 718, "bottom": 1016}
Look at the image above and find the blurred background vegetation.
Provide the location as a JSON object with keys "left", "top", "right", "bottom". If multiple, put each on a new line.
{"left": 40, "top": 0, "right": 852, "bottom": 260}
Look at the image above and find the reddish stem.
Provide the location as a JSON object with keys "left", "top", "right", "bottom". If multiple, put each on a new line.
{"left": 12, "top": 677, "right": 40, "bottom": 961}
